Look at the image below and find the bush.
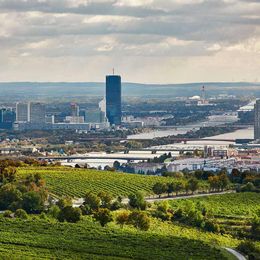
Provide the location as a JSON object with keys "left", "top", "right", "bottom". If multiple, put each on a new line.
{"left": 128, "top": 192, "right": 147, "bottom": 210}
{"left": 3, "top": 210, "right": 13, "bottom": 218}
{"left": 116, "top": 211, "right": 129, "bottom": 228}
{"left": 22, "top": 191, "right": 45, "bottom": 214}
{"left": 58, "top": 206, "right": 82, "bottom": 223}
{"left": 204, "top": 220, "right": 220, "bottom": 233}
{"left": 237, "top": 241, "right": 260, "bottom": 260}
{"left": 48, "top": 205, "right": 61, "bottom": 219}
{"left": 93, "top": 208, "right": 113, "bottom": 227}
{"left": 14, "top": 209, "right": 28, "bottom": 219}
{"left": 128, "top": 211, "right": 150, "bottom": 231}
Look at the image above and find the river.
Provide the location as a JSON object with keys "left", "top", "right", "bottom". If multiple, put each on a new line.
{"left": 127, "top": 114, "right": 239, "bottom": 140}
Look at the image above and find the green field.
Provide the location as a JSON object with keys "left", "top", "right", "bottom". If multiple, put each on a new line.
{"left": 170, "top": 192, "right": 260, "bottom": 239}
{"left": 0, "top": 217, "right": 232, "bottom": 260}
{"left": 170, "top": 192, "right": 260, "bottom": 218}
{"left": 17, "top": 167, "right": 208, "bottom": 198}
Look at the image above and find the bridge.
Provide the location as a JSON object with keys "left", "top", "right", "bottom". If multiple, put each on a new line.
{"left": 77, "top": 137, "right": 236, "bottom": 142}
{"left": 38, "top": 155, "right": 154, "bottom": 162}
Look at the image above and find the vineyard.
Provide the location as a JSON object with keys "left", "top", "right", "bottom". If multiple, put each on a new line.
{"left": 17, "top": 167, "right": 208, "bottom": 198}
{"left": 169, "top": 192, "right": 260, "bottom": 217}
{"left": 0, "top": 217, "right": 232, "bottom": 260}
{"left": 169, "top": 192, "right": 260, "bottom": 240}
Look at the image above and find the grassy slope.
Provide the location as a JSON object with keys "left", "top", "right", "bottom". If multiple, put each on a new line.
{"left": 0, "top": 217, "right": 230, "bottom": 260}
{"left": 17, "top": 167, "right": 208, "bottom": 198}
{"left": 169, "top": 192, "right": 260, "bottom": 217}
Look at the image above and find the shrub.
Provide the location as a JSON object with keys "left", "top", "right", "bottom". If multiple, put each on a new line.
{"left": 14, "top": 209, "right": 28, "bottom": 219}
{"left": 116, "top": 211, "right": 129, "bottom": 228}
{"left": 3, "top": 210, "right": 13, "bottom": 218}
{"left": 58, "top": 206, "right": 82, "bottom": 223}
{"left": 93, "top": 208, "right": 113, "bottom": 227}
{"left": 128, "top": 211, "right": 150, "bottom": 231}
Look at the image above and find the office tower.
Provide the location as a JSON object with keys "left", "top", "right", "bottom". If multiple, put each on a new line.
{"left": 85, "top": 108, "right": 105, "bottom": 123}
{"left": 254, "top": 100, "right": 260, "bottom": 140}
{"left": 29, "top": 102, "right": 46, "bottom": 124}
{"left": 71, "top": 103, "right": 80, "bottom": 117}
{"left": 16, "top": 103, "right": 29, "bottom": 122}
{"left": 106, "top": 75, "right": 121, "bottom": 125}
{"left": 0, "top": 108, "right": 16, "bottom": 129}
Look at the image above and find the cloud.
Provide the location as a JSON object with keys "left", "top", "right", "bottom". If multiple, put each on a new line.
{"left": 0, "top": 0, "right": 259, "bottom": 82}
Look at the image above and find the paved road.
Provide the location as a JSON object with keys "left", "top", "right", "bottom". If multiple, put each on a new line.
{"left": 145, "top": 190, "right": 235, "bottom": 203}
{"left": 224, "top": 248, "right": 246, "bottom": 260}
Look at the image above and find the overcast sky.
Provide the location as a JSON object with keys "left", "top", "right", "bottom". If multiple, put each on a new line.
{"left": 0, "top": 0, "right": 259, "bottom": 83}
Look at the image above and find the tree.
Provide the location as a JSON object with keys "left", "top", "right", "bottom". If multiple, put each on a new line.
{"left": 58, "top": 206, "right": 81, "bottom": 223}
{"left": 218, "top": 173, "right": 229, "bottom": 191}
{"left": 188, "top": 178, "right": 199, "bottom": 194}
{"left": 22, "top": 191, "right": 45, "bottom": 213}
{"left": 116, "top": 211, "right": 129, "bottom": 228}
{"left": 0, "top": 183, "right": 22, "bottom": 210}
{"left": 0, "top": 166, "right": 16, "bottom": 183}
{"left": 56, "top": 197, "right": 73, "bottom": 209}
{"left": 128, "top": 211, "right": 150, "bottom": 231}
{"left": 98, "top": 191, "right": 113, "bottom": 208}
{"left": 113, "top": 161, "right": 121, "bottom": 170}
{"left": 48, "top": 205, "right": 61, "bottom": 219}
{"left": 152, "top": 182, "right": 167, "bottom": 198}
{"left": 175, "top": 181, "right": 184, "bottom": 196}
{"left": 84, "top": 191, "right": 101, "bottom": 212}
{"left": 166, "top": 183, "right": 175, "bottom": 197}
{"left": 93, "top": 208, "right": 113, "bottom": 227}
{"left": 128, "top": 191, "right": 146, "bottom": 210}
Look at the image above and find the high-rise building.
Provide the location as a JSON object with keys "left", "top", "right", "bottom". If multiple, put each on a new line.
{"left": 29, "top": 102, "right": 46, "bottom": 124}
{"left": 71, "top": 103, "right": 79, "bottom": 117}
{"left": 16, "top": 103, "right": 29, "bottom": 122}
{"left": 85, "top": 108, "right": 105, "bottom": 123}
{"left": 0, "top": 108, "right": 16, "bottom": 129}
{"left": 106, "top": 75, "right": 121, "bottom": 125}
{"left": 254, "top": 100, "right": 260, "bottom": 140}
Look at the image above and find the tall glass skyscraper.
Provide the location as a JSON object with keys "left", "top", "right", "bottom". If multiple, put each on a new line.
{"left": 254, "top": 100, "right": 260, "bottom": 140}
{"left": 106, "top": 75, "right": 121, "bottom": 125}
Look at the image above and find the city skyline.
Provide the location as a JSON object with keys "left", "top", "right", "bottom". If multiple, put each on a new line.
{"left": 0, "top": 0, "right": 259, "bottom": 83}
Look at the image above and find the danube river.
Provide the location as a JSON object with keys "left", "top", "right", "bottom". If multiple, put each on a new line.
{"left": 61, "top": 114, "right": 254, "bottom": 168}
{"left": 127, "top": 114, "right": 242, "bottom": 140}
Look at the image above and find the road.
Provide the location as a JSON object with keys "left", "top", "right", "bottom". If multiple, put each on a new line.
{"left": 118, "top": 190, "right": 235, "bottom": 204}
{"left": 224, "top": 248, "right": 246, "bottom": 260}
{"left": 145, "top": 190, "right": 235, "bottom": 203}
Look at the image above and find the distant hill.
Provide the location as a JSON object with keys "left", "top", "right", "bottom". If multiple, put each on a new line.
{"left": 0, "top": 82, "right": 259, "bottom": 101}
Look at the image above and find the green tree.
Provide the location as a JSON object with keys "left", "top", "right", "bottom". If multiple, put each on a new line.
{"left": 152, "top": 182, "right": 167, "bottom": 198}
{"left": 56, "top": 197, "right": 73, "bottom": 209}
{"left": 175, "top": 181, "right": 184, "bottom": 196}
{"left": 128, "top": 211, "right": 150, "bottom": 231}
{"left": 188, "top": 178, "right": 199, "bottom": 194}
{"left": 84, "top": 191, "right": 101, "bottom": 212}
{"left": 128, "top": 191, "right": 146, "bottom": 210}
{"left": 116, "top": 211, "right": 129, "bottom": 228}
{"left": 98, "top": 191, "right": 113, "bottom": 208}
{"left": 166, "top": 182, "right": 175, "bottom": 197}
{"left": 93, "top": 208, "right": 113, "bottom": 227}
{"left": 22, "top": 191, "right": 45, "bottom": 213}
{"left": 0, "top": 183, "right": 22, "bottom": 210}
{"left": 58, "top": 206, "right": 82, "bottom": 223}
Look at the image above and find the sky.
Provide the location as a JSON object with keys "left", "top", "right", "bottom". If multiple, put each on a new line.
{"left": 0, "top": 0, "right": 259, "bottom": 83}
